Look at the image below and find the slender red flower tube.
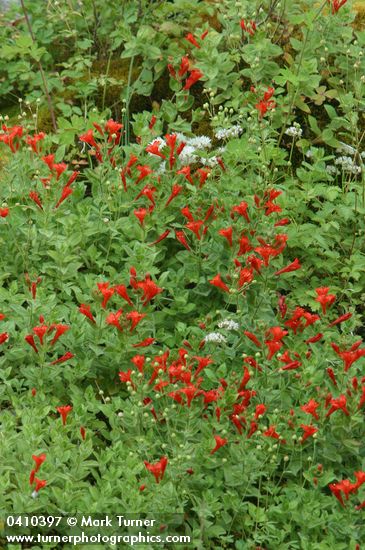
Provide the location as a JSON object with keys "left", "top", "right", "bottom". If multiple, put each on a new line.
{"left": 79, "top": 304, "right": 96, "bottom": 323}
{"left": 210, "top": 435, "right": 228, "bottom": 455}
{"left": 274, "top": 259, "right": 301, "bottom": 276}
{"left": 209, "top": 274, "right": 230, "bottom": 293}
{"left": 144, "top": 456, "right": 168, "bottom": 483}
{"left": 56, "top": 405, "right": 73, "bottom": 425}
{"left": 32, "top": 453, "right": 46, "bottom": 473}
{"left": 50, "top": 351, "right": 74, "bottom": 365}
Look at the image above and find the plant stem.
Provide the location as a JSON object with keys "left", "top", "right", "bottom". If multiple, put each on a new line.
{"left": 20, "top": 0, "right": 57, "bottom": 132}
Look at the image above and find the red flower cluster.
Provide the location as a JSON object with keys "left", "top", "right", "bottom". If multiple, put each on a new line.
{"left": 24, "top": 315, "right": 73, "bottom": 364}
{"left": 29, "top": 453, "right": 47, "bottom": 497}
{"left": 329, "top": 470, "right": 365, "bottom": 507}
{"left": 144, "top": 456, "right": 168, "bottom": 483}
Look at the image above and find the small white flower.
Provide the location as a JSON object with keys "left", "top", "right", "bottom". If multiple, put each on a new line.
{"left": 285, "top": 126, "right": 303, "bottom": 138}
{"left": 335, "top": 156, "right": 361, "bottom": 174}
{"left": 336, "top": 142, "right": 356, "bottom": 155}
{"left": 218, "top": 319, "right": 240, "bottom": 331}
{"left": 187, "top": 135, "right": 212, "bottom": 149}
{"left": 214, "top": 125, "right": 243, "bottom": 140}
{"left": 204, "top": 332, "right": 227, "bottom": 344}
{"left": 326, "top": 165, "right": 338, "bottom": 175}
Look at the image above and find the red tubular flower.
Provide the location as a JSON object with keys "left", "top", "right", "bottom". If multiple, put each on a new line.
{"left": 184, "top": 69, "right": 203, "bottom": 90}
{"left": 186, "top": 220, "right": 204, "bottom": 240}
{"left": 136, "top": 275, "right": 163, "bottom": 305}
{"left": 0, "top": 332, "right": 9, "bottom": 344}
{"left": 29, "top": 469, "right": 36, "bottom": 485}
{"left": 113, "top": 284, "right": 133, "bottom": 306}
{"left": 65, "top": 170, "right": 79, "bottom": 188}
{"left": 33, "top": 478, "right": 47, "bottom": 493}
{"left": 55, "top": 186, "right": 73, "bottom": 209}
{"left": 255, "top": 100, "right": 275, "bottom": 119}
{"left": 126, "top": 311, "right": 146, "bottom": 332}
{"left": 218, "top": 227, "right": 233, "bottom": 247}
{"left": 328, "top": 0, "right": 348, "bottom": 14}
{"left": 210, "top": 435, "right": 228, "bottom": 455}
{"left": 326, "top": 367, "right": 337, "bottom": 386}
{"left": 263, "top": 426, "right": 284, "bottom": 441}
{"left": 50, "top": 352, "right": 74, "bottom": 365}
{"left": 0, "top": 207, "right": 9, "bottom": 217}
{"left": 181, "top": 206, "right": 194, "bottom": 221}
{"left": 56, "top": 405, "right": 73, "bottom": 425}
{"left": 106, "top": 309, "right": 124, "bottom": 332}
{"left": 300, "top": 399, "right": 320, "bottom": 420}
{"left": 149, "top": 229, "right": 170, "bottom": 246}
{"left": 247, "top": 421, "right": 258, "bottom": 438}
{"left": 300, "top": 424, "right": 318, "bottom": 442}
{"left": 328, "top": 312, "right": 352, "bottom": 327}
{"left": 244, "top": 330, "right": 261, "bottom": 348}
{"left": 315, "top": 287, "right": 336, "bottom": 314}
{"left": 209, "top": 274, "right": 230, "bottom": 293}
{"left": 240, "top": 19, "right": 256, "bottom": 36}
{"left": 32, "top": 453, "right": 46, "bottom": 472}
{"left": 97, "top": 282, "right": 115, "bottom": 309}
{"left": 149, "top": 115, "right": 157, "bottom": 130}
{"left": 177, "top": 166, "right": 193, "bottom": 185}
{"left": 146, "top": 140, "right": 166, "bottom": 159}
{"left": 165, "top": 184, "right": 183, "bottom": 207}
{"left": 325, "top": 394, "right": 349, "bottom": 417}
{"left": 29, "top": 191, "right": 43, "bottom": 210}
{"left": 25, "top": 334, "right": 38, "bottom": 353}
{"left": 178, "top": 56, "right": 190, "bottom": 77}
{"left": 305, "top": 333, "right": 323, "bottom": 345}
{"left": 144, "top": 456, "right": 168, "bottom": 483}
{"left": 265, "top": 339, "right": 282, "bottom": 360}
{"left": 175, "top": 230, "right": 191, "bottom": 251}
{"left": 238, "top": 267, "right": 254, "bottom": 289}
{"left": 196, "top": 168, "right": 209, "bottom": 188}
{"left": 280, "top": 360, "right": 301, "bottom": 371}
{"left": 254, "top": 404, "right": 267, "bottom": 419}
{"left": 185, "top": 33, "right": 200, "bottom": 48}
{"left": 26, "top": 132, "right": 46, "bottom": 154}
{"left": 133, "top": 337, "right": 156, "bottom": 348}
{"left": 53, "top": 162, "right": 67, "bottom": 181}
{"left": 49, "top": 324, "right": 70, "bottom": 345}
{"left": 42, "top": 153, "right": 55, "bottom": 170}
{"left": 329, "top": 482, "right": 345, "bottom": 506}
{"left": 134, "top": 207, "right": 148, "bottom": 226}
{"left": 237, "top": 235, "right": 250, "bottom": 256}
{"left": 119, "top": 369, "right": 134, "bottom": 385}
{"left": 135, "top": 165, "right": 153, "bottom": 184}
{"left": 80, "top": 426, "right": 86, "bottom": 440}
{"left": 131, "top": 354, "right": 145, "bottom": 373}
{"left": 274, "top": 218, "right": 290, "bottom": 227}
{"left": 274, "top": 259, "right": 301, "bottom": 276}
{"left": 79, "top": 303, "right": 96, "bottom": 323}
{"left": 33, "top": 324, "right": 48, "bottom": 345}
{"left": 239, "top": 366, "right": 251, "bottom": 391}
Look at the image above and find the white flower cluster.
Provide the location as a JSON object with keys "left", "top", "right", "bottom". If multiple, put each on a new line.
{"left": 214, "top": 125, "right": 243, "bottom": 141}
{"left": 326, "top": 164, "right": 338, "bottom": 175}
{"left": 336, "top": 142, "right": 356, "bottom": 155}
{"left": 334, "top": 156, "right": 361, "bottom": 174}
{"left": 218, "top": 319, "right": 240, "bottom": 331}
{"left": 285, "top": 126, "right": 303, "bottom": 138}
{"left": 204, "top": 332, "right": 227, "bottom": 344}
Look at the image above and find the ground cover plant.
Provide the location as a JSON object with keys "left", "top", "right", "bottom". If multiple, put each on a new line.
{"left": 0, "top": 0, "right": 365, "bottom": 548}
